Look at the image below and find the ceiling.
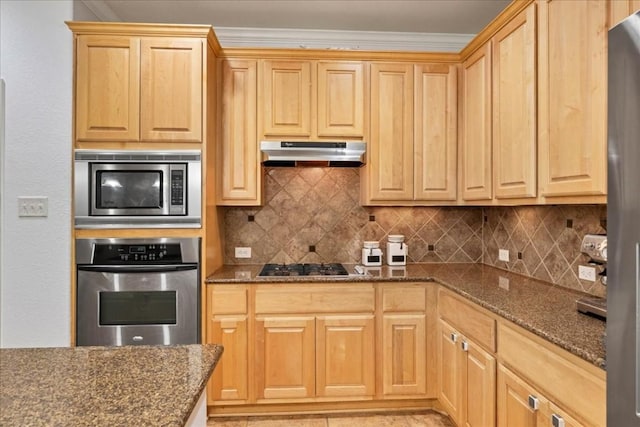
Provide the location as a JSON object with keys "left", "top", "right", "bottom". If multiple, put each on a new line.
{"left": 80, "top": 0, "right": 512, "bottom": 51}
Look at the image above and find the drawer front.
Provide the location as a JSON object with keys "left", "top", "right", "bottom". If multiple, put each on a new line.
{"left": 498, "top": 322, "right": 605, "bottom": 427}
{"left": 439, "top": 289, "right": 496, "bottom": 352}
{"left": 209, "top": 286, "right": 248, "bottom": 315}
{"left": 255, "top": 286, "right": 375, "bottom": 314}
{"left": 382, "top": 286, "right": 427, "bottom": 312}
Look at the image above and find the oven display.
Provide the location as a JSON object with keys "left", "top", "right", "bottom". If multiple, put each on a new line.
{"left": 129, "top": 246, "right": 146, "bottom": 254}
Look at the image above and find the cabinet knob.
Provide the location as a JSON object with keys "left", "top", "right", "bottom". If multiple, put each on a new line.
{"left": 551, "top": 414, "right": 565, "bottom": 427}
{"left": 528, "top": 395, "right": 539, "bottom": 411}
{"left": 461, "top": 341, "right": 469, "bottom": 352}
{"left": 450, "top": 332, "right": 458, "bottom": 343}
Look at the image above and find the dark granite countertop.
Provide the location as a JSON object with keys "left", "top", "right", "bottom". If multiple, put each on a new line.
{"left": 207, "top": 263, "right": 606, "bottom": 369}
{"left": 0, "top": 344, "right": 223, "bottom": 426}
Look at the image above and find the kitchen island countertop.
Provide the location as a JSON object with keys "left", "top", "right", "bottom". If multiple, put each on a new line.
{"left": 207, "top": 263, "right": 606, "bottom": 369}
{"left": 0, "top": 343, "right": 223, "bottom": 426}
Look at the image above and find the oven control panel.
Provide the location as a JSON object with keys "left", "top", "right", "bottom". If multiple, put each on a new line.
{"left": 93, "top": 243, "right": 183, "bottom": 264}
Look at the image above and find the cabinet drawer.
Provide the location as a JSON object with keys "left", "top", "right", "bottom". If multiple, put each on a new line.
{"left": 498, "top": 322, "right": 605, "bottom": 427}
{"left": 209, "top": 287, "right": 248, "bottom": 315}
{"left": 438, "top": 289, "right": 496, "bottom": 352}
{"left": 382, "top": 286, "right": 426, "bottom": 312}
{"left": 255, "top": 286, "right": 375, "bottom": 314}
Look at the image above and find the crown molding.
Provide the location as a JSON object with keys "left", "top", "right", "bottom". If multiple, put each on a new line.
{"left": 79, "top": 0, "right": 473, "bottom": 52}
{"left": 214, "top": 27, "right": 473, "bottom": 52}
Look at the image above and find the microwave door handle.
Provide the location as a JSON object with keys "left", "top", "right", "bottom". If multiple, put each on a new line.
{"left": 76, "top": 264, "right": 197, "bottom": 273}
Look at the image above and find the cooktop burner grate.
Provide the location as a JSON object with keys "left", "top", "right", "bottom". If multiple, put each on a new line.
{"left": 258, "top": 263, "right": 349, "bottom": 277}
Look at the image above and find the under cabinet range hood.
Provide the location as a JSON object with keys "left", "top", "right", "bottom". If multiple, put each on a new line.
{"left": 260, "top": 141, "right": 366, "bottom": 167}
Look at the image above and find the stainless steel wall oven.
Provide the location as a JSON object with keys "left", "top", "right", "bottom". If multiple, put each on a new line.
{"left": 74, "top": 150, "right": 201, "bottom": 229}
{"left": 75, "top": 237, "right": 201, "bottom": 347}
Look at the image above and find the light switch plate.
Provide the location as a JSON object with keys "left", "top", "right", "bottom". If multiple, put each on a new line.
{"left": 235, "top": 247, "right": 251, "bottom": 258}
{"left": 498, "top": 249, "right": 510, "bottom": 262}
{"left": 18, "top": 196, "right": 48, "bottom": 217}
{"left": 578, "top": 265, "right": 597, "bottom": 282}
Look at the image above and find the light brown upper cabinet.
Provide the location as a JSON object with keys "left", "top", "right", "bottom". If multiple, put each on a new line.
{"left": 492, "top": 3, "right": 537, "bottom": 199}
{"left": 414, "top": 64, "right": 458, "bottom": 201}
{"left": 75, "top": 35, "right": 203, "bottom": 143}
{"left": 366, "top": 62, "right": 457, "bottom": 204}
{"left": 260, "top": 60, "right": 365, "bottom": 139}
{"left": 317, "top": 61, "right": 365, "bottom": 137}
{"left": 367, "top": 62, "right": 415, "bottom": 202}
{"left": 460, "top": 43, "right": 493, "bottom": 201}
{"left": 217, "top": 59, "right": 260, "bottom": 205}
{"left": 537, "top": 0, "right": 607, "bottom": 198}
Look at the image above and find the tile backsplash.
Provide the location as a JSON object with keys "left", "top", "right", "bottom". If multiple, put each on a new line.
{"left": 223, "top": 167, "right": 483, "bottom": 265}
{"left": 223, "top": 167, "right": 607, "bottom": 297}
{"left": 482, "top": 205, "right": 607, "bottom": 297}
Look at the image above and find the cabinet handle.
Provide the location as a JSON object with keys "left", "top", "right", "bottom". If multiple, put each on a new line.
{"left": 461, "top": 341, "right": 469, "bottom": 352}
{"left": 551, "top": 414, "right": 565, "bottom": 427}
{"left": 528, "top": 395, "right": 539, "bottom": 411}
{"left": 450, "top": 332, "right": 458, "bottom": 343}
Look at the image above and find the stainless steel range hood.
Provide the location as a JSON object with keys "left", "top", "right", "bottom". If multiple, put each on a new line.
{"left": 260, "top": 141, "right": 366, "bottom": 167}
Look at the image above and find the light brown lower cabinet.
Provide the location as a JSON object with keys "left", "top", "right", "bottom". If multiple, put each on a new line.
{"left": 206, "top": 286, "right": 249, "bottom": 405}
{"left": 497, "top": 364, "right": 586, "bottom": 427}
{"left": 316, "top": 315, "right": 375, "bottom": 398}
{"left": 255, "top": 316, "right": 316, "bottom": 400}
{"left": 438, "top": 318, "right": 496, "bottom": 427}
{"left": 254, "top": 314, "right": 377, "bottom": 401}
{"left": 206, "top": 283, "right": 604, "bottom": 424}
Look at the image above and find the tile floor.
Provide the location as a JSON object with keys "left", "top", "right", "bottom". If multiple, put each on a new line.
{"left": 207, "top": 410, "right": 454, "bottom": 427}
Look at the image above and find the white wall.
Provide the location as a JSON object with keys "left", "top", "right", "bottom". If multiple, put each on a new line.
{"left": 0, "top": 1, "right": 73, "bottom": 347}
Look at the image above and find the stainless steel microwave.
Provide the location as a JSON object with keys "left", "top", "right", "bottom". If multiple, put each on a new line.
{"left": 74, "top": 149, "right": 201, "bottom": 229}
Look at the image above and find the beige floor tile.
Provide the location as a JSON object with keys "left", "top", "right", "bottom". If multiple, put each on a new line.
{"left": 207, "top": 416, "right": 248, "bottom": 427}
{"left": 246, "top": 415, "right": 327, "bottom": 427}
{"left": 207, "top": 411, "right": 454, "bottom": 427}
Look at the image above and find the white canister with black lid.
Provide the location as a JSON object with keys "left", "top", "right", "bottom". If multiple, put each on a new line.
{"left": 386, "top": 234, "right": 408, "bottom": 266}
{"left": 362, "top": 241, "right": 383, "bottom": 266}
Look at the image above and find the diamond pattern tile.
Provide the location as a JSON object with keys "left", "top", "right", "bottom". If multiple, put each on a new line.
{"left": 222, "top": 168, "right": 606, "bottom": 297}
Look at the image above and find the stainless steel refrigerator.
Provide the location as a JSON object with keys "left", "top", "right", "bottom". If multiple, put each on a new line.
{"left": 607, "top": 11, "right": 640, "bottom": 427}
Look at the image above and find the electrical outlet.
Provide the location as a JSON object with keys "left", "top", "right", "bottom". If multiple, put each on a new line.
{"left": 578, "top": 265, "right": 597, "bottom": 282}
{"left": 235, "top": 247, "right": 251, "bottom": 258}
{"left": 498, "top": 249, "right": 510, "bottom": 262}
{"left": 498, "top": 276, "right": 510, "bottom": 290}
{"left": 18, "top": 196, "right": 48, "bottom": 217}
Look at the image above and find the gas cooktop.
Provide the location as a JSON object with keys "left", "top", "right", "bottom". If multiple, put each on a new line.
{"left": 258, "top": 263, "right": 349, "bottom": 277}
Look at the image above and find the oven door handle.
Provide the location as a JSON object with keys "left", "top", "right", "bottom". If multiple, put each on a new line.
{"left": 76, "top": 264, "right": 198, "bottom": 273}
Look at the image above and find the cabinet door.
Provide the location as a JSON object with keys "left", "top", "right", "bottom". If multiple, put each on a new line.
{"left": 497, "top": 364, "right": 542, "bottom": 427}
{"left": 492, "top": 3, "right": 537, "bottom": 199}
{"left": 368, "top": 63, "right": 414, "bottom": 201}
{"left": 207, "top": 316, "right": 248, "bottom": 403}
{"left": 438, "top": 319, "right": 463, "bottom": 424}
{"left": 460, "top": 43, "right": 492, "bottom": 201}
{"left": 462, "top": 339, "right": 496, "bottom": 427}
{"left": 262, "top": 60, "right": 312, "bottom": 137}
{"left": 75, "top": 35, "right": 140, "bottom": 142}
{"left": 414, "top": 64, "right": 457, "bottom": 201}
{"left": 255, "top": 316, "right": 315, "bottom": 400}
{"left": 538, "top": 0, "right": 607, "bottom": 197}
{"left": 382, "top": 313, "right": 426, "bottom": 396}
{"left": 316, "top": 315, "right": 375, "bottom": 398}
{"left": 317, "top": 61, "right": 365, "bottom": 137}
{"left": 218, "top": 59, "right": 260, "bottom": 205}
{"left": 139, "top": 38, "right": 202, "bottom": 142}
